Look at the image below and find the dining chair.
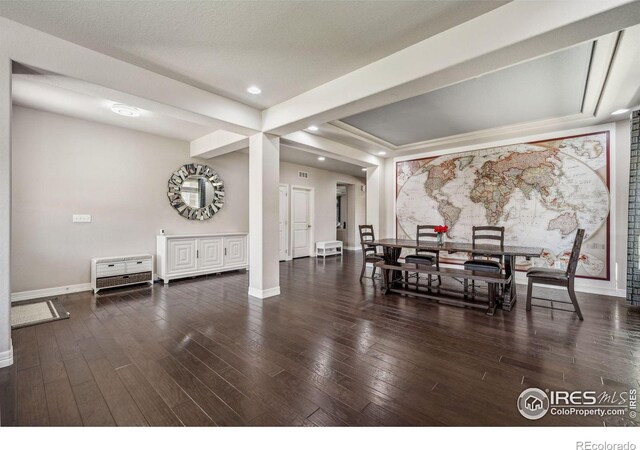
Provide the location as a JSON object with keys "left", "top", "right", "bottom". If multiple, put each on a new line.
{"left": 404, "top": 225, "right": 441, "bottom": 287}
{"left": 463, "top": 226, "right": 504, "bottom": 294}
{"left": 359, "top": 224, "right": 384, "bottom": 281}
{"left": 526, "top": 229, "right": 585, "bottom": 320}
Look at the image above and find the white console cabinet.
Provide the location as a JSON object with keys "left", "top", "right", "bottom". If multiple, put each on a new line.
{"left": 156, "top": 233, "right": 248, "bottom": 283}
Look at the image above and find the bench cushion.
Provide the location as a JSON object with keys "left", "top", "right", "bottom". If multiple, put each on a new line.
{"left": 526, "top": 267, "right": 567, "bottom": 280}
{"left": 463, "top": 259, "right": 502, "bottom": 273}
{"left": 405, "top": 254, "right": 436, "bottom": 266}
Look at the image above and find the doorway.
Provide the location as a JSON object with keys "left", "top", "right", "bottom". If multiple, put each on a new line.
{"left": 336, "top": 184, "right": 348, "bottom": 245}
{"left": 279, "top": 184, "right": 290, "bottom": 261}
{"left": 291, "top": 185, "right": 314, "bottom": 258}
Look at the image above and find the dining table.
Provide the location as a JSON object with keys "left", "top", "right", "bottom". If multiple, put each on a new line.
{"left": 370, "top": 238, "right": 544, "bottom": 311}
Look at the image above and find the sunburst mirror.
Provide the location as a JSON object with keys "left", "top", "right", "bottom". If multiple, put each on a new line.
{"left": 167, "top": 163, "right": 225, "bottom": 220}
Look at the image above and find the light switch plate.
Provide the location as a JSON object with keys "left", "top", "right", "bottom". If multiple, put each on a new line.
{"left": 72, "top": 214, "right": 91, "bottom": 223}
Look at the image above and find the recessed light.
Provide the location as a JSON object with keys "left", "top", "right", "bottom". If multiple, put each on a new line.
{"left": 611, "top": 109, "right": 629, "bottom": 115}
{"left": 317, "top": 156, "right": 325, "bottom": 161}
{"left": 247, "top": 86, "right": 262, "bottom": 95}
{"left": 362, "top": 168, "right": 367, "bottom": 171}
{"left": 111, "top": 104, "right": 140, "bottom": 117}
{"left": 377, "top": 151, "right": 387, "bottom": 155}
{"left": 307, "top": 125, "right": 319, "bottom": 131}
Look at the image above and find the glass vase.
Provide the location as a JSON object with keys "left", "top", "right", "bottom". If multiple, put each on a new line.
{"left": 437, "top": 233, "right": 445, "bottom": 246}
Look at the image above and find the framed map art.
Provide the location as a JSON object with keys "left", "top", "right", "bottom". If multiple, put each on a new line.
{"left": 395, "top": 131, "right": 611, "bottom": 280}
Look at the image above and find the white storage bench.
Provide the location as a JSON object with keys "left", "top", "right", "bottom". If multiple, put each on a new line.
{"left": 91, "top": 254, "right": 154, "bottom": 293}
{"left": 315, "top": 240, "right": 343, "bottom": 258}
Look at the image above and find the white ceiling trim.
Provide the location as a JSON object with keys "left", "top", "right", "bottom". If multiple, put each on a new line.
{"left": 325, "top": 31, "right": 625, "bottom": 158}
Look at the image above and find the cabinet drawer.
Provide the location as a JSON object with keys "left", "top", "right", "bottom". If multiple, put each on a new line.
{"left": 125, "top": 259, "right": 152, "bottom": 274}
{"left": 96, "top": 262, "right": 125, "bottom": 277}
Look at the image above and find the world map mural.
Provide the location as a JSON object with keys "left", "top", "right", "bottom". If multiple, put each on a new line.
{"left": 396, "top": 131, "right": 610, "bottom": 280}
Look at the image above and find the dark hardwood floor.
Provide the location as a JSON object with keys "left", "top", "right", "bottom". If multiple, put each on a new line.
{"left": 1, "top": 251, "right": 639, "bottom": 426}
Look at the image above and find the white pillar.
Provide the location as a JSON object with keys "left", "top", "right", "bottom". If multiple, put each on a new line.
{"left": 366, "top": 164, "right": 382, "bottom": 237}
{"left": 0, "top": 55, "right": 13, "bottom": 368}
{"left": 248, "top": 133, "right": 280, "bottom": 299}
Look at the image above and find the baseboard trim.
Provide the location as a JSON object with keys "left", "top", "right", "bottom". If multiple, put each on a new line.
{"left": 248, "top": 286, "right": 281, "bottom": 299}
{"left": 526, "top": 282, "right": 626, "bottom": 298}
{"left": 0, "top": 342, "right": 13, "bottom": 368}
{"left": 11, "top": 283, "right": 93, "bottom": 303}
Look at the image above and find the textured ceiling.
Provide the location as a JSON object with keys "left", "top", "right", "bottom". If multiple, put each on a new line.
{"left": 341, "top": 42, "right": 593, "bottom": 146}
{"left": 0, "top": 0, "right": 506, "bottom": 108}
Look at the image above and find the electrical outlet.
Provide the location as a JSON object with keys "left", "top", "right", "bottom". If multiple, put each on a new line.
{"left": 72, "top": 214, "right": 91, "bottom": 223}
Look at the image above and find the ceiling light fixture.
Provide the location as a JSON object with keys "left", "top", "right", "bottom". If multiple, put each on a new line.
{"left": 317, "top": 156, "right": 325, "bottom": 161}
{"left": 307, "top": 125, "right": 319, "bottom": 131}
{"left": 111, "top": 104, "right": 140, "bottom": 117}
{"left": 377, "top": 151, "right": 387, "bottom": 155}
{"left": 247, "top": 86, "right": 262, "bottom": 95}
{"left": 611, "top": 109, "right": 629, "bottom": 115}
{"left": 362, "top": 168, "right": 367, "bottom": 171}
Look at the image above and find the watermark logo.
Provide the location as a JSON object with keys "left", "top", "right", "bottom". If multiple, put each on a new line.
{"left": 517, "top": 387, "right": 637, "bottom": 420}
{"left": 517, "top": 388, "right": 550, "bottom": 420}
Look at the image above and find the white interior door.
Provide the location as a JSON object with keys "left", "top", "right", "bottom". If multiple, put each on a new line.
{"left": 292, "top": 187, "right": 312, "bottom": 258}
{"left": 279, "top": 185, "right": 289, "bottom": 261}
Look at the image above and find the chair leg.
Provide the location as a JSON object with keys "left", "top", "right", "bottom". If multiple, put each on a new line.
{"left": 567, "top": 279, "right": 584, "bottom": 321}
{"left": 371, "top": 266, "right": 377, "bottom": 279}
{"left": 360, "top": 260, "right": 366, "bottom": 281}
{"left": 526, "top": 278, "right": 533, "bottom": 311}
{"left": 463, "top": 278, "right": 468, "bottom": 294}
{"left": 405, "top": 271, "right": 409, "bottom": 285}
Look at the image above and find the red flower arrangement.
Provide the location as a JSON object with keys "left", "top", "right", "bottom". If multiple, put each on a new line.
{"left": 434, "top": 225, "right": 449, "bottom": 234}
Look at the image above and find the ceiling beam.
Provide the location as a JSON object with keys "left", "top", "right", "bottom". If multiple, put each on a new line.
{"left": 262, "top": 0, "right": 640, "bottom": 135}
{"left": 282, "top": 131, "right": 382, "bottom": 167}
{"left": 191, "top": 130, "right": 249, "bottom": 159}
{"left": 0, "top": 17, "right": 262, "bottom": 135}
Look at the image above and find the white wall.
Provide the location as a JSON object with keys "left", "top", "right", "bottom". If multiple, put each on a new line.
{"left": 11, "top": 106, "right": 249, "bottom": 293}
{"left": 280, "top": 161, "right": 366, "bottom": 249}
{"left": 383, "top": 121, "right": 630, "bottom": 298}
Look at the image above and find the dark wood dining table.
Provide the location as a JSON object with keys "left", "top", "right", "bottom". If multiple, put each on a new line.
{"left": 370, "top": 238, "right": 543, "bottom": 311}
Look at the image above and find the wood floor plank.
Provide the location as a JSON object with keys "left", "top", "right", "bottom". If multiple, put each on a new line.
{"left": 45, "top": 378, "right": 83, "bottom": 426}
{"left": 87, "top": 358, "right": 148, "bottom": 426}
{"left": 157, "top": 355, "right": 243, "bottom": 426}
{"left": 16, "top": 365, "right": 49, "bottom": 426}
{"left": 71, "top": 380, "right": 115, "bottom": 426}
{"left": 116, "top": 364, "right": 182, "bottom": 426}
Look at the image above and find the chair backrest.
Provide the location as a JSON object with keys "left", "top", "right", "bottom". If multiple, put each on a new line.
{"left": 359, "top": 225, "right": 376, "bottom": 255}
{"left": 565, "top": 229, "right": 585, "bottom": 277}
{"left": 416, "top": 225, "right": 439, "bottom": 257}
{"left": 471, "top": 226, "right": 504, "bottom": 262}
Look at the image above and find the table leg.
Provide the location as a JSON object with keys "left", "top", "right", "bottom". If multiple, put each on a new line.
{"left": 486, "top": 283, "right": 497, "bottom": 316}
{"left": 382, "top": 246, "right": 402, "bottom": 289}
{"left": 502, "top": 255, "right": 517, "bottom": 311}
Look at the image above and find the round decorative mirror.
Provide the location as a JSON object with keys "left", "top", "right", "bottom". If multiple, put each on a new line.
{"left": 167, "top": 164, "right": 224, "bottom": 220}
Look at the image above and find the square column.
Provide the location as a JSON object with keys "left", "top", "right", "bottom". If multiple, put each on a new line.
{"left": 366, "top": 164, "right": 382, "bottom": 235}
{"left": 0, "top": 56, "right": 13, "bottom": 368}
{"left": 248, "top": 133, "right": 280, "bottom": 299}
